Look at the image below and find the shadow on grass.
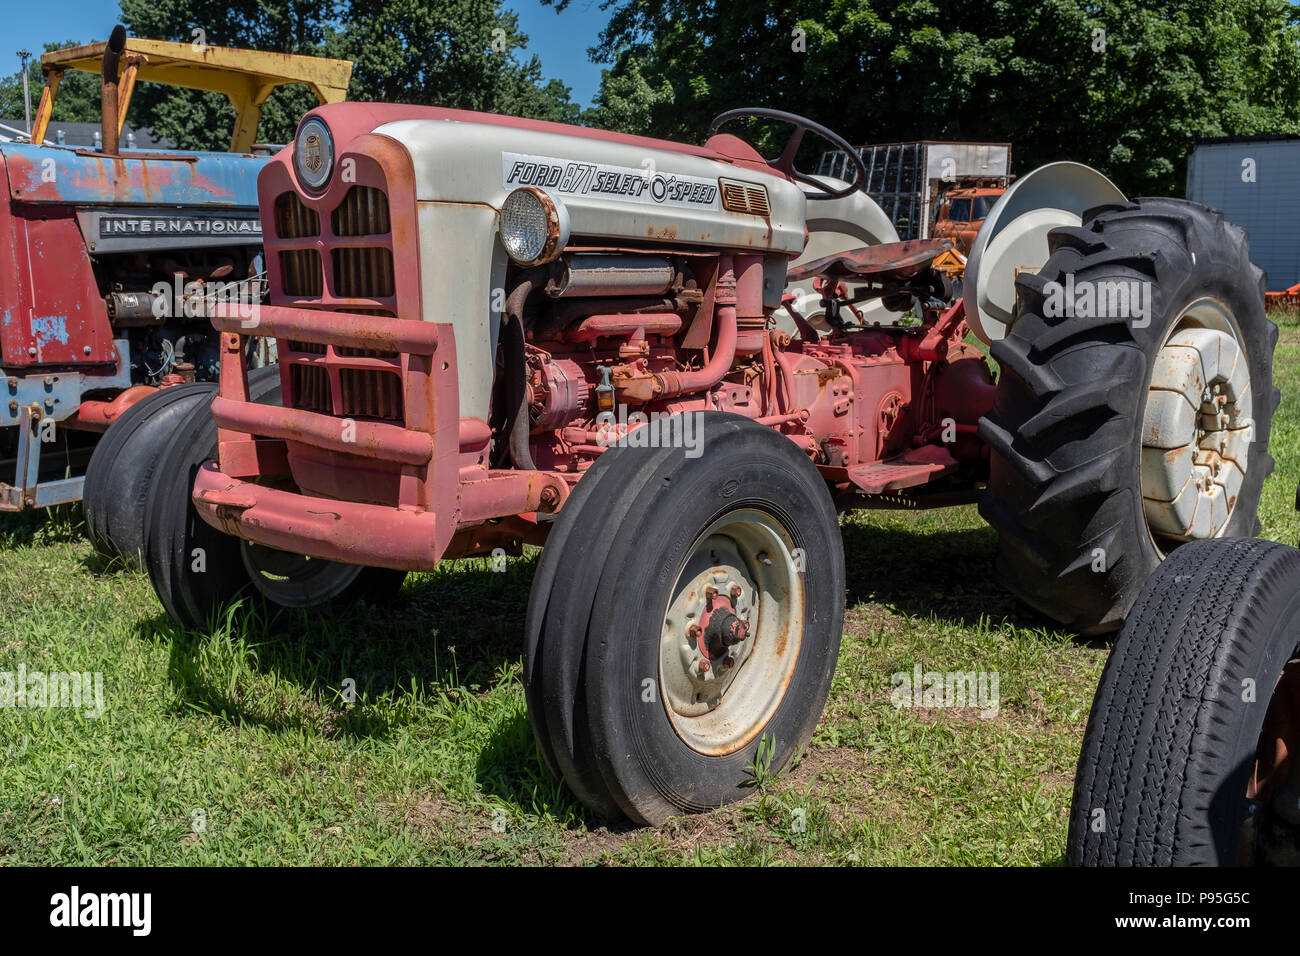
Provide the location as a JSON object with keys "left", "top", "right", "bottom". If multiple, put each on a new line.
{"left": 840, "top": 518, "right": 1051, "bottom": 632}
{"left": 135, "top": 555, "right": 540, "bottom": 739}
{"left": 472, "top": 706, "right": 604, "bottom": 826}
{"left": 135, "top": 551, "right": 610, "bottom": 826}
{"left": 0, "top": 505, "right": 84, "bottom": 548}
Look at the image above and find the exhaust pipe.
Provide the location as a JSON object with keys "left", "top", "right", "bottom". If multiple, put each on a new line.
{"left": 100, "top": 25, "right": 127, "bottom": 154}
{"left": 548, "top": 254, "right": 674, "bottom": 298}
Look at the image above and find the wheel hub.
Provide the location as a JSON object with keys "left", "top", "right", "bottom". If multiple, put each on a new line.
{"left": 658, "top": 511, "right": 804, "bottom": 756}
{"left": 669, "top": 567, "right": 755, "bottom": 710}
{"left": 1141, "top": 301, "right": 1253, "bottom": 547}
{"left": 676, "top": 572, "right": 748, "bottom": 697}
{"left": 240, "top": 541, "right": 366, "bottom": 608}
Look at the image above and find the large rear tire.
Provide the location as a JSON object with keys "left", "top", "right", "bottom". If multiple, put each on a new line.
{"left": 1068, "top": 538, "right": 1300, "bottom": 866}
{"left": 980, "top": 198, "right": 1278, "bottom": 633}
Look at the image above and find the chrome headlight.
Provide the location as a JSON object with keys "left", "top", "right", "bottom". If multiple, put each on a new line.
{"left": 499, "top": 187, "right": 569, "bottom": 265}
{"left": 294, "top": 117, "right": 334, "bottom": 192}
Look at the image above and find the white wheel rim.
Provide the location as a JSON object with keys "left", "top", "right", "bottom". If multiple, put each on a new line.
{"left": 1141, "top": 298, "right": 1253, "bottom": 549}
{"left": 658, "top": 510, "right": 804, "bottom": 757}
{"left": 240, "top": 541, "right": 366, "bottom": 608}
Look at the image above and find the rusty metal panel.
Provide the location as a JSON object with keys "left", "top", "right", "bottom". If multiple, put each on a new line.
{"left": 0, "top": 143, "right": 263, "bottom": 207}
{"left": 0, "top": 196, "right": 117, "bottom": 369}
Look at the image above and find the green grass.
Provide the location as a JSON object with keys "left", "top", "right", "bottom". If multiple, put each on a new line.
{"left": 2, "top": 316, "right": 1298, "bottom": 866}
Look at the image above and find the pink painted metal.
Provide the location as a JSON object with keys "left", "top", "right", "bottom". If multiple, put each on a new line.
{"left": 61, "top": 385, "right": 158, "bottom": 432}
{"left": 187, "top": 106, "right": 995, "bottom": 575}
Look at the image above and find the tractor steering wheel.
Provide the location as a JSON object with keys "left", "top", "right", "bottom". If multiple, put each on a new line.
{"left": 708, "top": 107, "right": 867, "bottom": 201}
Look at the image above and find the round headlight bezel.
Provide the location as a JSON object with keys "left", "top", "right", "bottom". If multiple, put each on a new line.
{"left": 294, "top": 116, "right": 335, "bottom": 193}
{"left": 499, "top": 187, "right": 570, "bottom": 266}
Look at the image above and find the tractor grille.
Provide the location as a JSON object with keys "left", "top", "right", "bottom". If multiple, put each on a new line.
{"left": 282, "top": 348, "right": 405, "bottom": 423}
{"left": 290, "top": 364, "right": 331, "bottom": 414}
{"left": 719, "top": 179, "right": 771, "bottom": 217}
{"left": 270, "top": 189, "right": 396, "bottom": 302}
{"left": 270, "top": 181, "right": 406, "bottom": 424}
{"left": 332, "top": 186, "right": 391, "bottom": 236}
{"left": 274, "top": 193, "right": 320, "bottom": 238}
{"left": 279, "top": 250, "right": 324, "bottom": 296}
{"left": 332, "top": 247, "right": 395, "bottom": 299}
{"left": 339, "top": 368, "right": 404, "bottom": 420}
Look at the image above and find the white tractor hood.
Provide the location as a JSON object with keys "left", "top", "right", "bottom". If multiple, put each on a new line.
{"left": 373, "top": 117, "right": 808, "bottom": 256}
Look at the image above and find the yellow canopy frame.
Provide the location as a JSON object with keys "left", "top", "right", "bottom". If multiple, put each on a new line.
{"left": 31, "top": 36, "right": 353, "bottom": 153}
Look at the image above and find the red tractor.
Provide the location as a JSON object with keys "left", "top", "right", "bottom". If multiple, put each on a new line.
{"left": 120, "top": 104, "right": 1276, "bottom": 824}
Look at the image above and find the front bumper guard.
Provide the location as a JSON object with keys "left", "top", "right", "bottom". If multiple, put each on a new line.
{"left": 195, "top": 303, "right": 567, "bottom": 570}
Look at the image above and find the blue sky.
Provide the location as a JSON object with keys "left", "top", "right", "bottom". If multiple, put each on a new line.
{"left": 5, "top": 0, "right": 608, "bottom": 108}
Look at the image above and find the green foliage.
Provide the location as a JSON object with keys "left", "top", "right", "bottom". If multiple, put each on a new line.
{"left": 115, "top": 0, "right": 577, "bottom": 151}
{"left": 338, "top": 0, "right": 579, "bottom": 122}
{"left": 0, "top": 42, "right": 102, "bottom": 128}
{"left": 577, "top": 0, "right": 1300, "bottom": 195}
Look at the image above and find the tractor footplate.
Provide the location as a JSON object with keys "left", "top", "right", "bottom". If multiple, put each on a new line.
{"left": 834, "top": 446, "right": 959, "bottom": 495}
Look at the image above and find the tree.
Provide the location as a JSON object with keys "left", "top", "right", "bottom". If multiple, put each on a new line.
{"left": 340, "top": 0, "right": 579, "bottom": 123}
{"left": 575, "top": 0, "right": 1300, "bottom": 196}
{"left": 117, "top": 0, "right": 577, "bottom": 150}
{"left": 0, "top": 41, "right": 102, "bottom": 129}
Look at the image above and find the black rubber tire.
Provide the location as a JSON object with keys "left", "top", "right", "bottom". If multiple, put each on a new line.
{"left": 1069, "top": 538, "right": 1300, "bottom": 865}
{"left": 143, "top": 367, "right": 405, "bottom": 630}
{"left": 979, "top": 198, "right": 1278, "bottom": 634}
{"left": 523, "top": 440, "right": 637, "bottom": 784}
{"left": 83, "top": 383, "right": 217, "bottom": 568}
{"left": 564, "top": 414, "right": 843, "bottom": 825}
{"left": 527, "top": 423, "right": 691, "bottom": 820}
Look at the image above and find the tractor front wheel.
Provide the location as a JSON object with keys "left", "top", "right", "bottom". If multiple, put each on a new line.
{"left": 143, "top": 368, "right": 405, "bottom": 629}
{"left": 83, "top": 382, "right": 216, "bottom": 568}
{"left": 526, "top": 413, "right": 844, "bottom": 824}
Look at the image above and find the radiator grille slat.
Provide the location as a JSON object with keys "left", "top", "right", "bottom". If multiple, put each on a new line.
{"left": 274, "top": 193, "right": 320, "bottom": 238}
{"left": 290, "top": 365, "right": 331, "bottom": 414}
{"left": 273, "top": 187, "right": 404, "bottom": 424}
{"left": 332, "top": 247, "right": 395, "bottom": 299}
{"left": 331, "top": 186, "right": 391, "bottom": 236}
{"left": 339, "top": 368, "right": 403, "bottom": 421}
{"left": 279, "top": 250, "right": 323, "bottom": 297}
